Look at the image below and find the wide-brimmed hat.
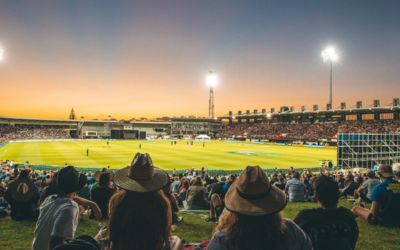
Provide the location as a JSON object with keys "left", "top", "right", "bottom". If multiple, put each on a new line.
{"left": 8, "top": 177, "right": 35, "bottom": 202}
{"left": 114, "top": 153, "right": 168, "bottom": 192}
{"left": 378, "top": 164, "right": 393, "bottom": 178}
{"left": 56, "top": 166, "right": 87, "bottom": 194}
{"left": 225, "top": 166, "right": 287, "bottom": 216}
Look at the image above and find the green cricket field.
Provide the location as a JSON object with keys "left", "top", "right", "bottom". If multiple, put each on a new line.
{"left": 0, "top": 140, "right": 336, "bottom": 170}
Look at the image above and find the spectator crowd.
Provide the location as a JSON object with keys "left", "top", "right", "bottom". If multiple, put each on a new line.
{"left": 221, "top": 120, "right": 400, "bottom": 141}
{"left": 0, "top": 125, "right": 70, "bottom": 143}
{"left": 1, "top": 154, "right": 400, "bottom": 250}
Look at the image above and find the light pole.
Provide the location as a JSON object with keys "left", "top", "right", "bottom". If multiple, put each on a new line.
{"left": 321, "top": 46, "right": 338, "bottom": 106}
{"left": 205, "top": 71, "right": 218, "bottom": 119}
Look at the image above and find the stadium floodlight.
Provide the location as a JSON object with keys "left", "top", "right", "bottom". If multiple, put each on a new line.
{"left": 321, "top": 46, "right": 338, "bottom": 62}
{"left": 205, "top": 71, "right": 218, "bottom": 88}
{"left": 206, "top": 71, "right": 218, "bottom": 119}
{"left": 0, "top": 47, "right": 4, "bottom": 62}
{"left": 321, "top": 46, "right": 339, "bottom": 106}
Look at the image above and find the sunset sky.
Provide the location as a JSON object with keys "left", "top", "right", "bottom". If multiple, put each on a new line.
{"left": 0, "top": 1, "right": 399, "bottom": 119}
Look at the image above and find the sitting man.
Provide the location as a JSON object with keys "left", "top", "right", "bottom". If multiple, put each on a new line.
{"left": 32, "top": 166, "right": 101, "bottom": 250}
{"left": 340, "top": 174, "right": 357, "bottom": 198}
{"left": 294, "top": 175, "right": 358, "bottom": 250}
{"left": 354, "top": 170, "right": 380, "bottom": 203}
{"left": 285, "top": 172, "right": 306, "bottom": 202}
{"left": 352, "top": 165, "right": 400, "bottom": 228}
{"left": 4, "top": 169, "right": 40, "bottom": 221}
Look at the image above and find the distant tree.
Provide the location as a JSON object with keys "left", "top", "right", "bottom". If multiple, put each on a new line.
{"left": 69, "top": 108, "right": 76, "bottom": 120}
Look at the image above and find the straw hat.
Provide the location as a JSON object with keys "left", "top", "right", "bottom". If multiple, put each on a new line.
{"left": 114, "top": 153, "right": 168, "bottom": 192}
{"left": 225, "top": 166, "right": 287, "bottom": 216}
{"left": 8, "top": 178, "right": 35, "bottom": 202}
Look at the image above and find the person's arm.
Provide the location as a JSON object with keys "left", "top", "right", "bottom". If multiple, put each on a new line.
{"left": 73, "top": 195, "right": 102, "bottom": 220}
{"left": 370, "top": 201, "right": 379, "bottom": 217}
{"left": 340, "top": 183, "right": 351, "bottom": 197}
{"left": 284, "top": 182, "right": 289, "bottom": 195}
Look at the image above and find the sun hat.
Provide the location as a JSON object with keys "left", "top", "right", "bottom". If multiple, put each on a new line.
{"left": 378, "top": 164, "right": 393, "bottom": 178}
{"left": 224, "top": 166, "right": 287, "bottom": 216}
{"left": 8, "top": 170, "right": 35, "bottom": 202}
{"left": 113, "top": 153, "right": 168, "bottom": 192}
{"left": 56, "top": 166, "right": 87, "bottom": 194}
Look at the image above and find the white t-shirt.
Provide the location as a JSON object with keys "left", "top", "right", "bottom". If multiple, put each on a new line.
{"left": 32, "top": 195, "right": 79, "bottom": 250}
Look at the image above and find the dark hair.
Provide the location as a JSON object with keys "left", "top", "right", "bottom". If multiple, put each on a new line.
{"left": 98, "top": 172, "right": 111, "bottom": 187}
{"left": 192, "top": 177, "right": 203, "bottom": 186}
{"left": 367, "top": 171, "right": 376, "bottom": 178}
{"left": 109, "top": 190, "right": 171, "bottom": 250}
{"left": 314, "top": 175, "right": 340, "bottom": 208}
{"left": 213, "top": 211, "right": 285, "bottom": 250}
{"left": 18, "top": 170, "right": 30, "bottom": 179}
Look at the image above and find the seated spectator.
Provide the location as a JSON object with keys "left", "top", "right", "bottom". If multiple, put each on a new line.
{"left": 352, "top": 165, "right": 400, "bottom": 228}
{"left": 108, "top": 153, "right": 182, "bottom": 250}
{"left": 175, "top": 178, "right": 189, "bottom": 205}
{"left": 222, "top": 175, "right": 235, "bottom": 196}
{"left": 273, "top": 176, "right": 286, "bottom": 190}
{"left": 162, "top": 178, "right": 181, "bottom": 225}
{"left": 337, "top": 174, "right": 345, "bottom": 189}
{"left": 185, "top": 177, "right": 209, "bottom": 210}
{"left": 285, "top": 172, "right": 306, "bottom": 202}
{"left": 206, "top": 193, "right": 224, "bottom": 223}
{"left": 90, "top": 172, "right": 114, "bottom": 220}
{"left": 40, "top": 172, "right": 59, "bottom": 203}
{"left": 32, "top": 166, "right": 101, "bottom": 250}
{"left": 294, "top": 175, "right": 359, "bottom": 250}
{"left": 304, "top": 177, "right": 314, "bottom": 201}
{"left": 340, "top": 174, "right": 357, "bottom": 198}
{"left": 208, "top": 176, "right": 226, "bottom": 199}
{"left": 4, "top": 169, "right": 40, "bottom": 221}
{"left": 170, "top": 176, "right": 181, "bottom": 193}
{"left": 0, "top": 182, "right": 10, "bottom": 217}
{"left": 208, "top": 166, "right": 312, "bottom": 250}
{"left": 354, "top": 170, "right": 380, "bottom": 203}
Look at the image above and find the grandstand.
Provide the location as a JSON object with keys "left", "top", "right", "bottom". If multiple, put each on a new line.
{"left": 219, "top": 98, "right": 400, "bottom": 144}
{"left": 220, "top": 98, "right": 400, "bottom": 124}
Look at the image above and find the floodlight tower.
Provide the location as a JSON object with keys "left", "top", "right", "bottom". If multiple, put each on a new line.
{"left": 321, "top": 46, "right": 338, "bottom": 106}
{"left": 205, "top": 71, "right": 218, "bottom": 119}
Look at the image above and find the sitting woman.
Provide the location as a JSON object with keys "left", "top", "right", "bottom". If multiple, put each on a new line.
{"left": 208, "top": 166, "right": 312, "bottom": 250}
{"left": 106, "top": 153, "right": 182, "bottom": 250}
{"left": 175, "top": 178, "right": 189, "bottom": 206}
{"left": 185, "top": 177, "right": 209, "bottom": 210}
